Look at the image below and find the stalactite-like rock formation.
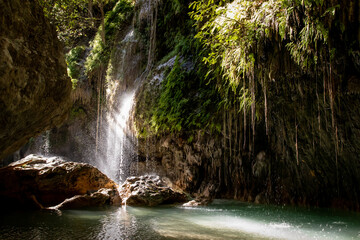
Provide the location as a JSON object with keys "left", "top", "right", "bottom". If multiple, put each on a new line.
{"left": 0, "top": 0, "right": 72, "bottom": 159}
{"left": 133, "top": 0, "right": 360, "bottom": 211}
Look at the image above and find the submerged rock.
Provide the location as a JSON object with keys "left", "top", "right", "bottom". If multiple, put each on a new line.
{"left": 0, "top": 155, "right": 120, "bottom": 209}
{"left": 120, "top": 175, "right": 188, "bottom": 206}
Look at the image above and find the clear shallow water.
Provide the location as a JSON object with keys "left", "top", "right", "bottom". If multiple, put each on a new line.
{"left": 1, "top": 200, "right": 359, "bottom": 240}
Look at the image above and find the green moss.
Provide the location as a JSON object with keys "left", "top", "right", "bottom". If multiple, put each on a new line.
{"left": 85, "top": 0, "right": 133, "bottom": 74}
{"left": 136, "top": 53, "right": 221, "bottom": 138}
{"left": 156, "top": 0, "right": 194, "bottom": 61}
{"left": 66, "top": 45, "right": 86, "bottom": 89}
{"left": 85, "top": 34, "right": 108, "bottom": 73}
{"left": 70, "top": 106, "right": 86, "bottom": 120}
{"left": 159, "top": 34, "right": 193, "bottom": 65}
{"left": 133, "top": 0, "right": 225, "bottom": 138}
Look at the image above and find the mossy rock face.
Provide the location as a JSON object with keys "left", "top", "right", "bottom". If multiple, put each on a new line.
{"left": 0, "top": 0, "right": 72, "bottom": 159}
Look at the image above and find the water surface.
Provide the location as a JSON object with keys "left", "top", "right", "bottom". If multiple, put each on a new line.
{"left": 1, "top": 200, "right": 359, "bottom": 240}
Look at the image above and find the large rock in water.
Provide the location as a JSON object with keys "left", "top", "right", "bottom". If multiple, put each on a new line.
{"left": 52, "top": 188, "right": 121, "bottom": 210}
{"left": 0, "top": 0, "right": 72, "bottom": 159}
{"left": 120, "top": 175, "right": 188, "bottom": 206}
{"left": 0, "top": 155, "right": 120, "bottom": 209}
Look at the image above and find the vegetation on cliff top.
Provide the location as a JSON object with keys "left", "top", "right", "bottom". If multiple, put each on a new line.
{"left": 85, "top": 0, "right": 133, "bottom": 75}
{"left": 39, "top": 0, "right": 116, "bottom": 46}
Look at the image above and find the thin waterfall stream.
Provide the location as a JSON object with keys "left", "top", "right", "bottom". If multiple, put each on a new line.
{"left": 102, "top": 90, "right": 137, "bottom": 182}
{"left": 26, "top": 0, "right": 158, "bottom": 184}
{"left": 94, "top": 0, "right": 159, "bottom": 184}
{"left": 94, "top": 25, "right": 142, "bottom": 183}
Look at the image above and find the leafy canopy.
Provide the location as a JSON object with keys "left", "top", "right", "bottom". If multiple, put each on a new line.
{"left": 190, "top": 0, "right": 338, "bottom": 89}
{"left": 39, "top": 0, "right": 113, "bottom": 45}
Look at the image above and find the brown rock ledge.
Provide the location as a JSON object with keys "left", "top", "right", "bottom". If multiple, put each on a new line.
{"left": 0, "top": 155, "right": 120, "bottom": 209}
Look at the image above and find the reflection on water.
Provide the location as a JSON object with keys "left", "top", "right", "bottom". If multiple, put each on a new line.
{"left": 1, "top": 200, "right": 360, "bottom": 240}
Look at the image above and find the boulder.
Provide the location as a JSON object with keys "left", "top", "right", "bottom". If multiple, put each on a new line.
{"left": 51, "top": 188, "right": 121, "bottom": 210}
{"left": 120, "top": 175, "right": 188, "bottom": 206}
{"left": 182, "top": 197, "right": 212, "bottom": 207}
{"left": 0, "top": 155, "right": 120, "bottom": 209}
{"left": 0, "top": 0, "right": 72, "bottom": 159}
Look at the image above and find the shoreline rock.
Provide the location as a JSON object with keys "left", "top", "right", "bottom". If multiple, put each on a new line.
{"left": 0, "top": 154, "right": 120, "bottom": 209}
{"left": 120, "top": 175, "right": 189, "bottom": 206}
{"left": 50, "top": 188, "right": 121, "bottom": 210}
{"left": 183, "top": 196, "right": 213, "bottom": 207}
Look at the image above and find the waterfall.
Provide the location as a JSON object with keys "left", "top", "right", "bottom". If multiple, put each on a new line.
{"left": 27, "top": 130, "right": 51, "bottom": 157}
{"left": 25, "top": 0, "right": 161, "bottom": 183}
{"left": 101, "top": 90, "right": 137, "bottom": 182}
{"left": 94, "top": 0, "right": 159, "bottom": 183}
{"left": 95, "top": 26, "right": 140, "bottom": 183}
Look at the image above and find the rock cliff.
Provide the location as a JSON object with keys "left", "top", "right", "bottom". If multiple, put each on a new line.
{"left": 131, "top": 0, "right": 360, "bottom": 211}
{"left": 0, "top": 0, "right": 72, "bottom": 159}
{"left": 24, "top": 0, "right": 360, "bottom": 211}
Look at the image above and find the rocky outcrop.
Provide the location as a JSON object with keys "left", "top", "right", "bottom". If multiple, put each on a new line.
{"left": 183, "top": 197, "right": 213, "bottom": 207}
{"left": 135, "top": 135, "right": 223, "bottom": 198}
{"left": 120, "top": 175, "right": 188, "bottom": 206}
{"left": 135, "top": 123, "right": 360, "bottom": 210}
{"left": 0, "top": 0, "right": 72, "bottom": 159}
{"left": 0, "top": 155, "right": 120, "bottom": 209}
{"left": 51, "top": 188, "right": 121, "bottom": 210}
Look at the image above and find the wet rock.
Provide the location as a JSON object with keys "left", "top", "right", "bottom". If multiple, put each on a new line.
{"left": 120, "top": 175, "right": 188, "bottom": 206}
{"left": 183, "top": 197, "right": 212, "bottom": 207}
{"left": 199, "top": 182, "right": 217, "bottom": 198}
{"left": 0, "top": 0, "right": 71, "bottom": 159}
{"left": 0, "top": 155, "right": 119, "bottom": 208}
{"left": 51, "top": 188, "right": 121, "bottom": 210}
{"left": 254, "top": 192, "right": 266, "bottom": 204}
{"left": 252, "top": 151, "right": 268, "bottom": 178}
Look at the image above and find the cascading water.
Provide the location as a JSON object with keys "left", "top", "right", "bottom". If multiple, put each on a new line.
{"left": 101, "top": 90, "right": 136, "bottom": 182}
{"left": 95, "top": 28, "right": 140, "bottom": 183}
{"left": 95, "top": 0, "right": 159, "bottom": 183}
{"left": 27, "top": 130, "right": 51, "bottom": 157}
{"left": 26, "top": 0, "right": 162, "bottom": 183}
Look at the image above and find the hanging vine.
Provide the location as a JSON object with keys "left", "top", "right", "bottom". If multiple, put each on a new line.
{"left": 189, "top": 0, "right": 351, "bottom": 161}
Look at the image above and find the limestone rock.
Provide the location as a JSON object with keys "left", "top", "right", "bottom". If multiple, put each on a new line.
{"left": 0, "top": 155, "right": 119, "bottom": 208}
{"left": 120, "top": 175, "right": 188, "bottom": 206}
{"left": 183, "top": 197, "right": 212, "bottom": 207}
{"left": 51, "top": 188, "right": 121, "bottom": 210}
{"left": 0, "top": 0, "right": 72, "bottom": 159}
